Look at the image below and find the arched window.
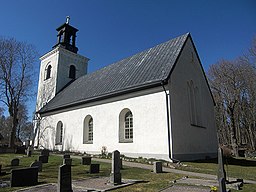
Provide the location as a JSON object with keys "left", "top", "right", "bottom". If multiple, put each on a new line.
{"left": 69, "top": 65, "right": 76, "bottom": 79}
{"left": 45, "top": 64, "right": 52, "bottom": 80}
{"left": 119, "top": 109, "right": 133, "bottom": 143}
{"left": 55, "top": 121, "right": 63, "bottom": 145}
{"left": 83, "top": 115, "right": 93, "bottom": 144}
{"left": 187, "top": 80, "right": 203, "bottom": 127}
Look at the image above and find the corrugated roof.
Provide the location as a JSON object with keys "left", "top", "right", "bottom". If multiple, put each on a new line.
{"left": 39, "top": 33, "right": 190, "bottom": 114}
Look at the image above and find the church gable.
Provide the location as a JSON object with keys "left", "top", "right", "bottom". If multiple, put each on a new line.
{"left": 39, "top": 33, "right": 190, "bottom": 114}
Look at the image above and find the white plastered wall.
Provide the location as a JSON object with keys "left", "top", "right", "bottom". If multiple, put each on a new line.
{"left": 38, "top": 88, "right": 171, "bottom": 160}
{"left": 169, "top": 37, "right": 218, "bottom": 160}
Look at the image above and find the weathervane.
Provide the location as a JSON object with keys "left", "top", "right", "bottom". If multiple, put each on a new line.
{"left": 66, "top": 16, "right": 70, "bottom": 24}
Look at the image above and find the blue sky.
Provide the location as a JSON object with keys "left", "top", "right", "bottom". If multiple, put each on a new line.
{"left": 1, "top": 0, "right": 256, "bottom": 118}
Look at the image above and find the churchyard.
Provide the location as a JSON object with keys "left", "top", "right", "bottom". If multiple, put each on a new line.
{"left": 0, "top": 150, "right": 256, "bottom": 192}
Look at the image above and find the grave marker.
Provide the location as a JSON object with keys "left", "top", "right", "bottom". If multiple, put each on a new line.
{"left": 41, "top": 149, "right": 50, "bottom": 156}
{"left": 63, "top": 158, "right": 72, "bottom": 166}
{"left": 218, "top": 147, "right": 227, "bottom": 192}
{"left": 63, "top": 154, "right": 70, "bottom": 159}
{"left": 11, "top": 167, "right": 38, "bottom": 187}
{"left": 39, "top": 155, "right": 48, "bottom": 163}
{"left": 30, "top": 160, "right": 43, "bottom": 172}
{"left": 58, "top": 164, "right": 72, "bottom": 192}
{"left": 110, "top": 150, "right": 122, "bottom": 185}
{"left": 153, "top": 161, "right": 162, "bottom": 173}
{"left": 89, "top": 164, "right": 100, "bottom": 174}
{"left": 81, "top": 156, "right": 91, "bottom": 165}
{"left": 11, "top": 158, "right": 19, "bottom": 166}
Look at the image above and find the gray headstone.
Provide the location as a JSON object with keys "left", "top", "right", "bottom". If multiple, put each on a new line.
{"left": 41, "top": 149, "right": 50, "bottom": 156}
{"left": 30, "top": 160, "right": 42, "bottom": 172}
{"left": 63, "top": 154, "right": 70, "bottom": 159}
{"left": 58, "top": 164, "right": 72, "bottom": 192}
{"left": 81, "top": 156, "right": 91, "bottom": 165}
{"left": 153, "top": 161, "right": 162, "bottom": 173}
{"left": 11, "top": 158, "right": 19, "bottom": 166}
{"left": 218, "top": 147, "right": 226, "bottom": 181}
{"left": 63, "top": 158, "right": 72, "bottom": 166}
{"left": 110, "top": 150, "right": 122, "bottom": 185}
{"left": 39, "top": 155, "right": 48, "bottom": 163}
{"left": 11, "top": 167, "right": 38, "bottom": 187}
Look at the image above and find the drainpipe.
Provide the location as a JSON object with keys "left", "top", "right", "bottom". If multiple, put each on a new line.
{"left": 161, "top": 80, "right": 180, "bottom": 163}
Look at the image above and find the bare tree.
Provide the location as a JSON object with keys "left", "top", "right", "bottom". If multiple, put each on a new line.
{"left": 208, "top": 37, "right": 256, "bottom": 156}
{"left": 0, "top": 37, "right": 37, "bottom": 148}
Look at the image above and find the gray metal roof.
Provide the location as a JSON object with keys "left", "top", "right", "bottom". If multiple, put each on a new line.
{"left": 39, "top": 33, "right": 190, "bottom": 114}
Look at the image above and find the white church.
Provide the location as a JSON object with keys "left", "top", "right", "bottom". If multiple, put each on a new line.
{"left": 34, "top": 20, "right": 218, "bottom": 161}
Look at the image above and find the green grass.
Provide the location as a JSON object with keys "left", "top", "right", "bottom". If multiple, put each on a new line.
{"left": 177, "top": 157, "right": 256, "bottom": 181}
{"left": 1, "top": 153, "right": 256, "bottom": 192}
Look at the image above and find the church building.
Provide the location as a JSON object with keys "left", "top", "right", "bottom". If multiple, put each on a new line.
{"left": 34, "top": 20, "right": 218, "bottom": 161}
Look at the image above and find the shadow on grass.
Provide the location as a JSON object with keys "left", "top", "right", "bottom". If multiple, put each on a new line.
{"left": 189, "top": 157, "right": 256, "bottom": 166}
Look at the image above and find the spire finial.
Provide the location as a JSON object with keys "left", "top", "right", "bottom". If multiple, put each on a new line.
{"left": 66, "top": 16, "right": 70, "bottom": 24}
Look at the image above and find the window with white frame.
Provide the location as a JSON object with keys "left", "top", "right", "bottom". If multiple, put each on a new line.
{"left": 55, "top": 121, "right": 63, "bottom": 145}
{"left": 83, "top": 115, "right": 93, "bottom": 144}
{"left": 119, "top": 108, "right": 133, "bottom": 143}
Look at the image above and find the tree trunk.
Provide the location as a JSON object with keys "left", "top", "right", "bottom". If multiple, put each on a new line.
{"left": 229, "top": 108, "right": 239, "bottom": 157}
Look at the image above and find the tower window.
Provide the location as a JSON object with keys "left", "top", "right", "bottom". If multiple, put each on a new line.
{"left": 45, "top": 64, "right": 52, "bottom": 80}
{"left": 69, "top": 65, "right": 76, "bottom": 79}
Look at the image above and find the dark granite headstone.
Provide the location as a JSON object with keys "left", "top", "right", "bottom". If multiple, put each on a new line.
{"left": 58, "top": 164, "right": 72, "bottom": 192}
{"left": 153, "top": 161, "right": 162, "bottom": 173}
{"left": 30, "top": 160, "right": 43, "bottom": 172}
{"left": 63, "top": 154, "right": 70, "bottom": 159}
{"left": 41, "top": 149, "right": 50, "bottom": 156}
{"left": 11, "top": 167, "right": 38, "bottom": 187}
{"left": 39, "top": 155, "right": 48, "bottom": 163}
{"left": 11, "top": 158, "right": 19, "bottom": 166}
{"left": 81, "top": 156, "right": 91, "bottom": 165}
{"left": 89, "top": 164, "right": 100, "bottom": 174}
{"left": 63, "top": 158, "right": 72, "bottom": 166}
{"left": 110, "top": 150, "right": 122, "bottom": 185}
{"left": 15, "top": 146, "right": 26, "bottom": 154}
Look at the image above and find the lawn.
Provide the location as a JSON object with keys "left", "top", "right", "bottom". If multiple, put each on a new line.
{"left": 0, "top": 153, "right": 256, "bottom": 192}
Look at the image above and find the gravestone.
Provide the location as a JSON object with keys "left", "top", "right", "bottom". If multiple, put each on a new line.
{"left": 153, "top": 161, "right": 162, "bottom": 173}
{"left": 218, "top": 147, "right": 227, "bottom": 192}
{"left": 89, "top": 164, "right": 100, "bottom": 174}
{"left": 0, "top": 164, "right": 1, "bottom": 174}
{"left": 58, "top": 164, "right": 72, "bottom": 192}
{"left": 39, "top": 155, "right": 48, "bottom": 163}
{"left": 81, "top": 156, "right": 91, "bottom": 165}
{"left": 63, "top": 158, "right": 72, "bottom": 166}
{"left": 11, "top": 167, "right": 38, "bottom": 187}
{"left": 11, "top": 158, "right": 19, "bottom": 166}
{"left": 110, "top": 150, "right": 122, "bottom": 185}
{"left": 41, "top": 149, "right": 50, "bottom": 156}
{"left": 30, "top": 160, "right": 43, "bottom": 172}
{"left": 63, "top": 154, "right": 70, "bottom": 159}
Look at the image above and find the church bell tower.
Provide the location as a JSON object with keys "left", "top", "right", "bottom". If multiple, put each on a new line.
{"left": 36, "top": 17, "right": 89, "bottom": 111}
